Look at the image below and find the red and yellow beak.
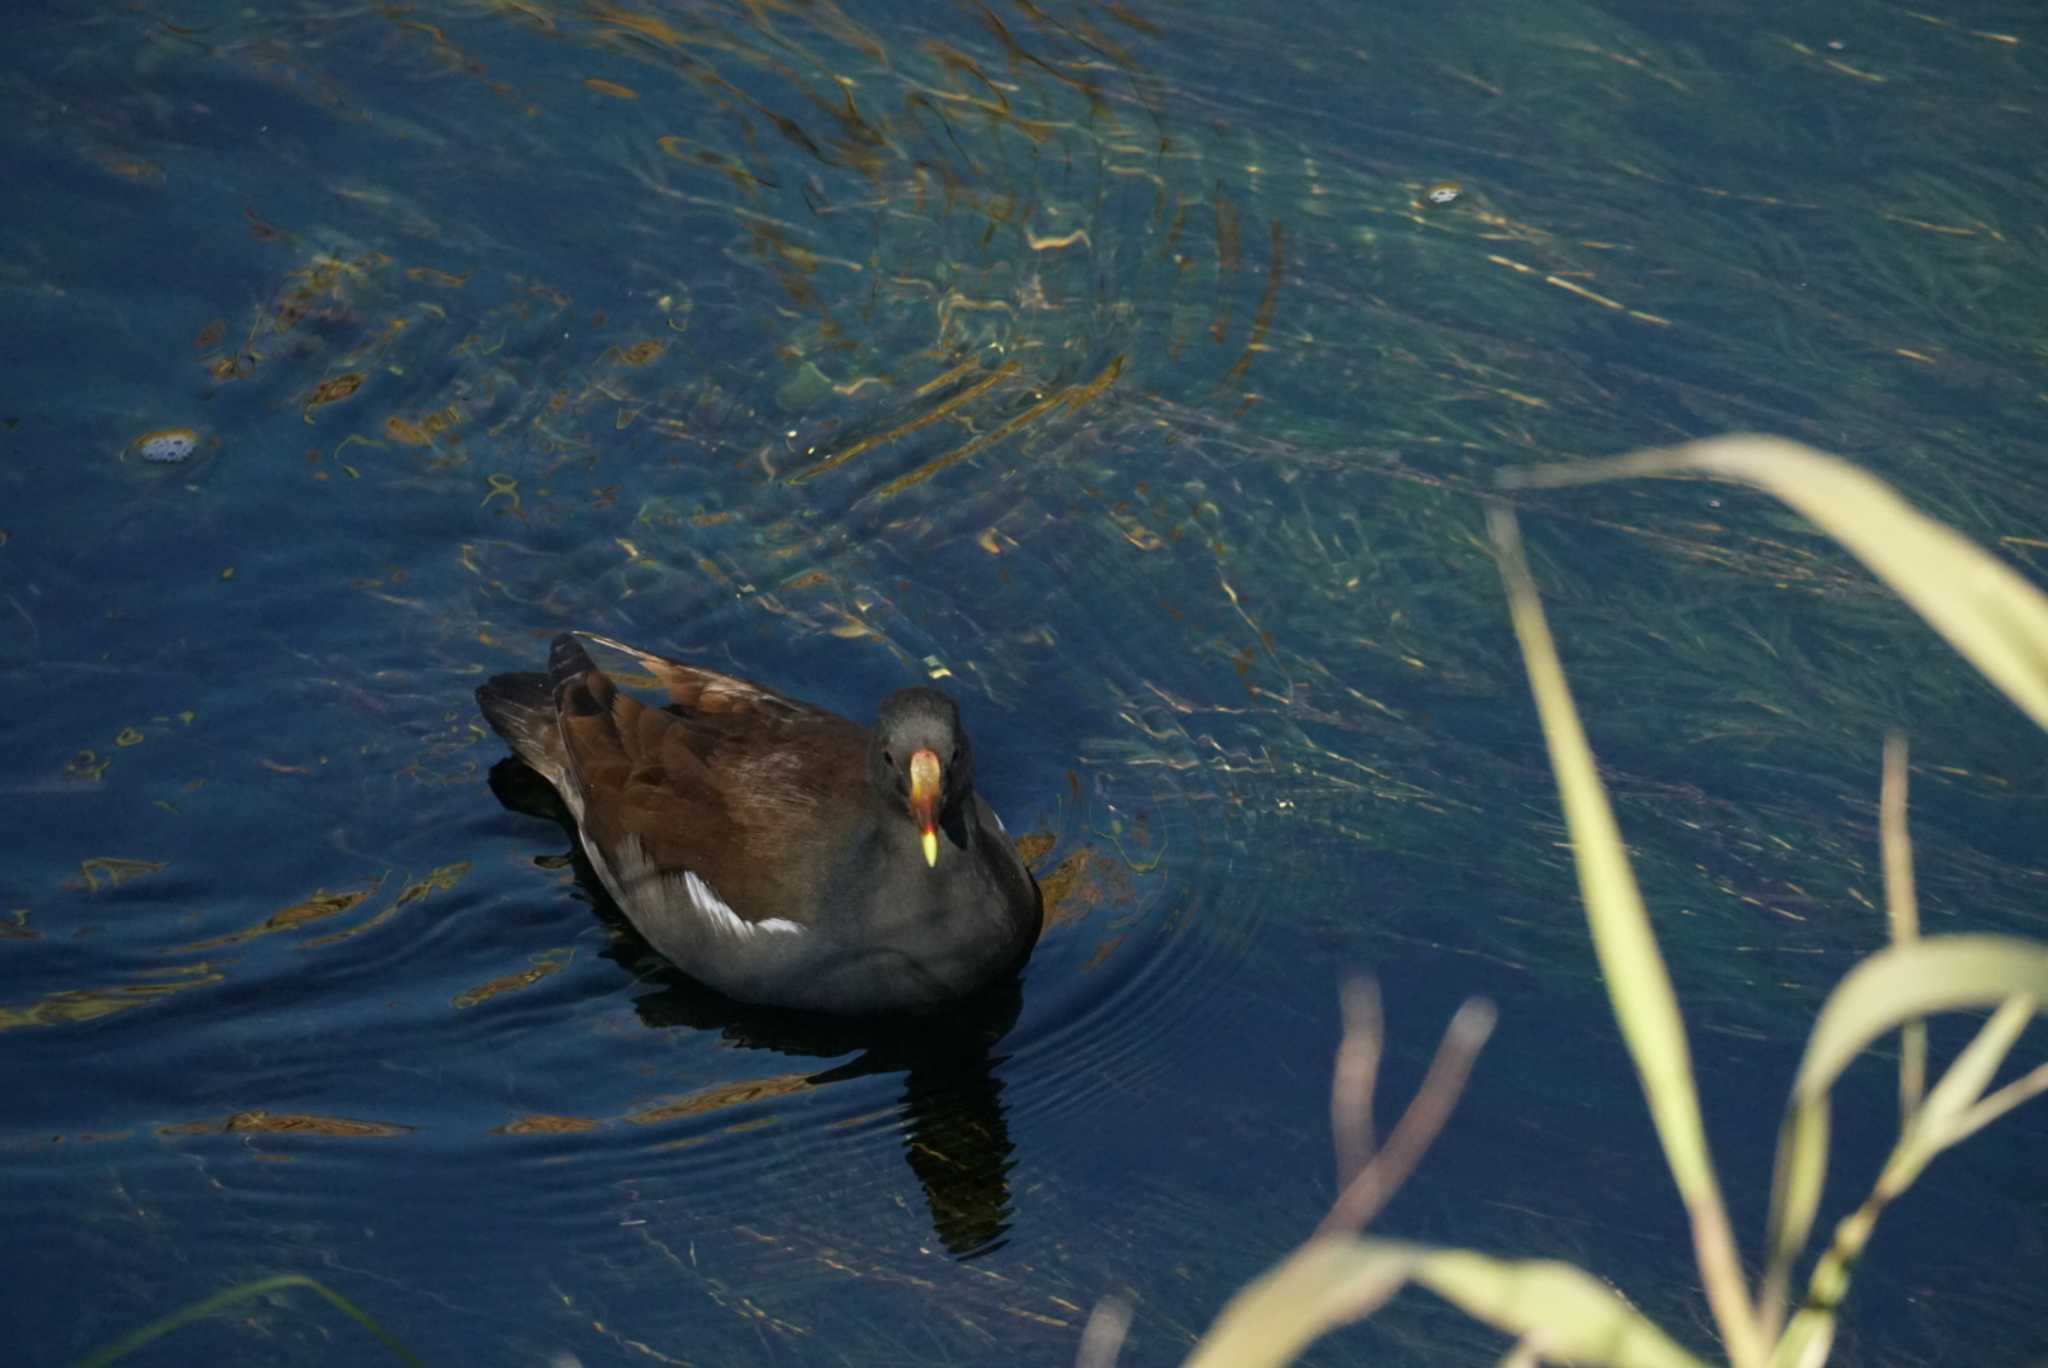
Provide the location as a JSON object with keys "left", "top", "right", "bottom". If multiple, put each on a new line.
{"left": 908, "top": 747, "right": 942, "bottom": 867}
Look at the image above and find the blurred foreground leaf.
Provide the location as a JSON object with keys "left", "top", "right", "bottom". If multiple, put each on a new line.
{"left": 1504, "top": 435, "right": 2048, "bottom": 732}
{"left": 1187, "top": 1238, "right": 1710, "bottom": 1368}
{"left": 1490, "top": 504, "right": 1764, "bottom": 1367}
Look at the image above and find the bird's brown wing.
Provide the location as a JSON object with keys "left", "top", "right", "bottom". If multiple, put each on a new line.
{"left": 579, "top": 632, "right": 828, "bottom": 726}
{"left": 547, "top": 633, "right": 867, "bottom": 926}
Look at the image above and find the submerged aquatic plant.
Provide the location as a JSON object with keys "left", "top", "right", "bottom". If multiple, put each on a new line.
{"left": 71, "top": 1273, "right": 422, "bottom": 1368}
{"left": 1110, "top": 436, "right": 2048, "bottom": 1368}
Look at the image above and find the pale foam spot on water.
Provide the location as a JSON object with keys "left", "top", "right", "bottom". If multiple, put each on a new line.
{"left": 131, "top": 427, "right": 200, "bottom": 462}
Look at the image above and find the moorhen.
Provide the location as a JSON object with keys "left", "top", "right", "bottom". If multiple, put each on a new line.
{"left": 477, "top": 633, "right": 1043, "bottom": 1013}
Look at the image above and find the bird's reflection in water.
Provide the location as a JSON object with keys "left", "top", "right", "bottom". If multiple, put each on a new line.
{"left": 490, "top": 757, "right": 1024, "bottom": 1258}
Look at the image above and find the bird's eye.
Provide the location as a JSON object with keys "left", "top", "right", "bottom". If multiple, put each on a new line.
{"left": 951, "top": 744, "right": 962, "bottom": 762}
{"left": 884, "top": 752, "right": 898, "bottom": 769}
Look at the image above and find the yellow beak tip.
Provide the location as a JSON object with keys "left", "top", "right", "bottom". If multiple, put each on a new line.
{"left": 921, "top": 830, "right": 938, "bottom": 867}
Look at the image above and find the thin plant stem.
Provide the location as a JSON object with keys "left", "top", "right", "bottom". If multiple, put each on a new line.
{"left": 1317, "top": 997, "right": 1496, "bottom": 1239}
{"left": 1944, "top": 1053, "right": 2048, "bottom": 1146}
{"left": 1332, "top": 977, "right": 1383, "bottom": 1187}
{"left": 1076, "top": 1295, "right": 1133, "bottom": 1368}
{"left": 1881, "top": 733, "right": 1926, "bottom": 1126}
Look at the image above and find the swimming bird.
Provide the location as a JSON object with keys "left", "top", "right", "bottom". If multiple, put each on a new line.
{"left": 476, "top": 633, "right": 1043, "bottom": 1013}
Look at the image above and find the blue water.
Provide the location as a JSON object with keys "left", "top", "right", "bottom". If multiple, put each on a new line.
{"left": 4, "top": 1, "right": 2044, "bottom": 1364}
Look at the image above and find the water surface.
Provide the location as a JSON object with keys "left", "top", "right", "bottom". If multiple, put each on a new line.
{"left": 3, "top": 1, "right": 2044, "bottom": 1364}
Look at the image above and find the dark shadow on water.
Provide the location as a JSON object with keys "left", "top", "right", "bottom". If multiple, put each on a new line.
{"left": 489, "top": 756, "right": 1023, "bottom": 1259}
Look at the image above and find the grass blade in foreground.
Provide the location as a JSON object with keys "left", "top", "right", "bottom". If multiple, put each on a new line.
{"left": 1762, "top": 935, "right": 2048, "bottom": 1355}
{"left": 1409, "top": 1247, "right": 1710, "bottom": 1368}
{"left": 1182, "top": 1238, "right": 1420, "bottom": 1368}
{"left": 1502, "top": 435, "right": 2048, "bottom": 732}
{"left": 1185, "top": 1238, "right": 1717, "bottom": 1368}
{"left": 1488, "top": 503, "right": 1763, "bottom": 1368}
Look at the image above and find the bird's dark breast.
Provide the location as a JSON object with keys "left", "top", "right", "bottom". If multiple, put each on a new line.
{"left": 824, "top": 844, "right": 1021, "bottom": 993}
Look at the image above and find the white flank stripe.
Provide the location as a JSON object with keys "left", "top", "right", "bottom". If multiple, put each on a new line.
{"left": 684, "top": 870, "right": 801, "bottom": 939}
